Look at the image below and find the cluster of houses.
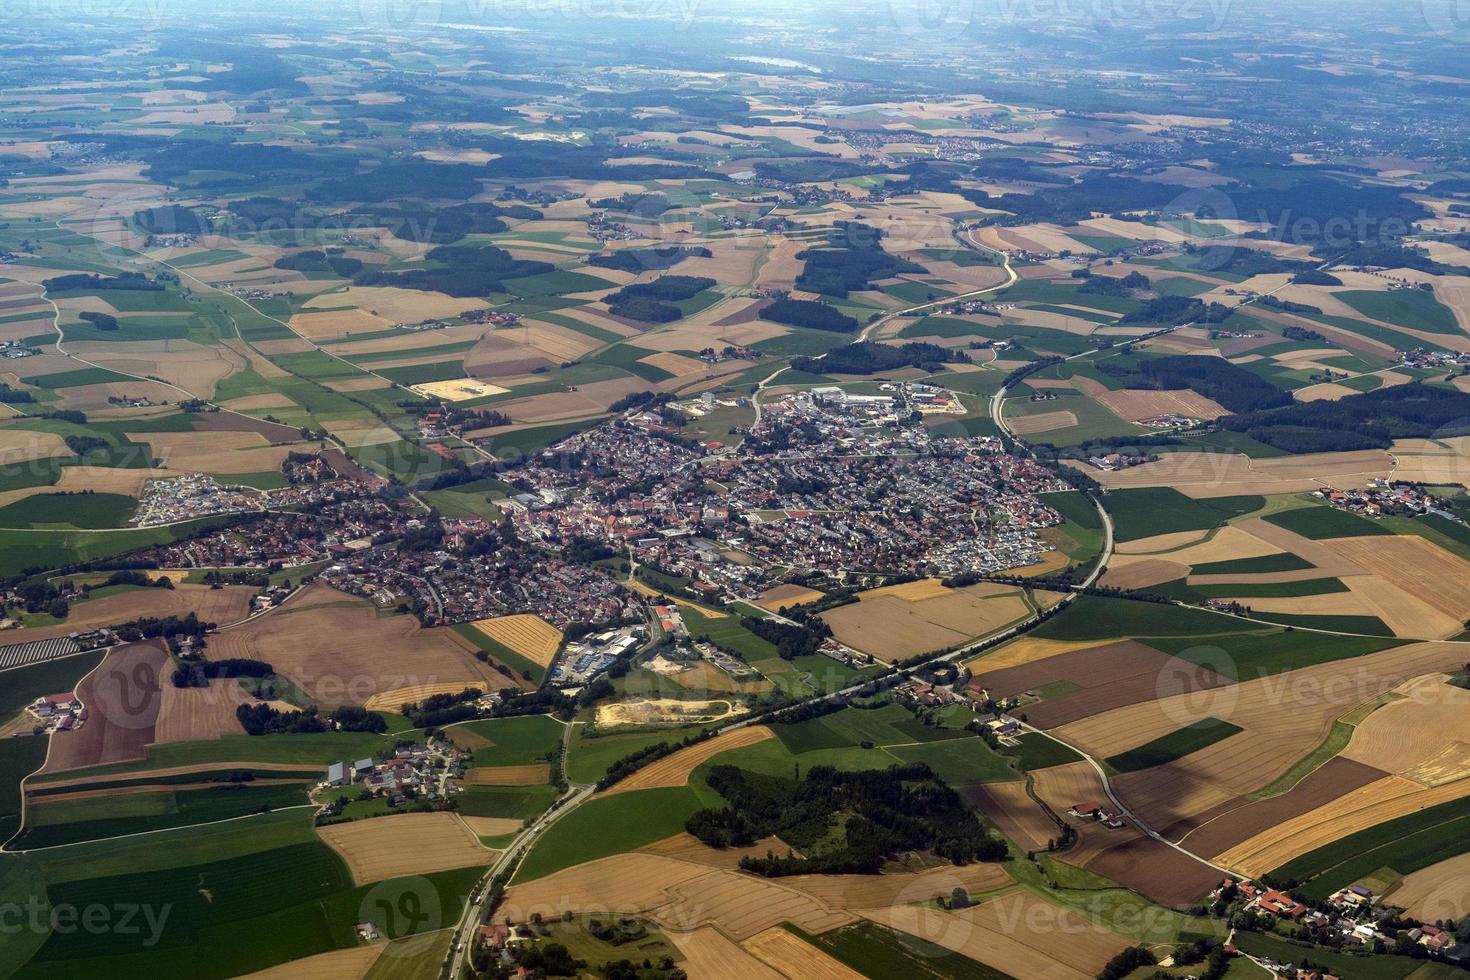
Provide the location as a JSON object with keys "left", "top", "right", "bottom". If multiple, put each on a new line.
{"left": 1211, "top": 878, "right": 1465, "bottom": 967}
{"left": 25, "top": 693, "right": 86, "bottom": 733}
{"left": 1087, "top": 451, "right": 1155, "bottom": 471}
{"left": 320, "top": 739, "right": 466, "bottom": 810}
{"left": 1067, "top": 801, "right": 1127, "bottom": 830}
{"left": 1136, "top": 414, "right": 1198, "bottom": 429}
{"left": 1315, "top": 480, "right": 1459, "bottom": 521}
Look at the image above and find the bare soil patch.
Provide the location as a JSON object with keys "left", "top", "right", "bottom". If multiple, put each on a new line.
{"left": 42, "top": 641, "right": 167, "bottom": 774}
{"left": 214, "top": 584, "right": 510, "bottom": 708}
{"left": 464, "top": 763, "right": 550, "bottom": 786}
{"left": 754, "top": 583, "right": 825, "bottom": 612}
{"left": 971, "top": 640, "right": 1232, "bottom": 730}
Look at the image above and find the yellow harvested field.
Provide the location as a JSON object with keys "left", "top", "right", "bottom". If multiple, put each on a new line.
{"left": 409, "top": 377, "right": 509, "bottom": 402}
{"left": 1342, "top": 675, "right": 1470, "bottom": 784}
{"left": 1054, "top": 642, "right": 1470, "bottom": 829}
{"left": 302, "top": 286, "right": 488, "bottom": 323}
{"left": 153, "top": 678, "right": 247, "bottom": 743}
{"left": 754, "top": 583, "right": 826, "bottom": 611}
{"left": 640, "top": 351, "right": 710, "bottom": 377}
{"left": 504, "top": 853, "right": 711, "bottom": 919}
{"left": 864, "top": 891, "right": 1129, "bottom": 980}
{"left": 1328, "top": 536, "right": 1470, "bottom": 625}
{"left": 363, "top": 683, "right": 480, "bottom": 713}
{"left": 464, "top": 763, "right": 550, "bottom": 786}
{"left": 1389, "top": 437, "right": 1470, "bottom": 487}
{"left": 468, "top": 614, "right": 562, "bottom": 668}
{"left": 132, "top": 429, "right": 299, "bottom": 473}
{"left": 1090, "top": 386, "right": 1228, "bottom": 422}
{"left": 234, "top": 944, "right": 384, "bottom": 980}
{"left": 317, "top": 812, "right": 490, "bottom": 885}
{"left": 288, "top": 308, "right": 391, "bottom": 339}
{"left": 218, "top": 393, "right": 296, "bottom": 412}
{"left": 461, "top": 816, "right": 523, "bottom": 837}
{"left": 0, "top": 427, "right": 69, "bottom": 465}
{"left": 652, "top": 869, "right": 853, "bottom": 940}
{"left": 1391, "top": 852, "right": 1470, "bottom": 922}
{"left": 822, "top": 584, "right": 1030, "bottom": 660}
{"left": 742, "top": 927, "right": 864, "bottom": 980}
{"left": 1213, "top": 776, "right": 1470, "bottom": 876}
{"left": 667, "top": 928, "right": 786, "bottom": 980}
{"left": 602, "top": 726, "right": 773, "bottom": 795}
{"left": 639, "top": 832, "right": 793, "bottom": 870}
{"left": 779, "top": 863, "right": 1011, "bottom": 911}
{"left": 965, "top": 636, "right": 1123, "bottom": 673}
{"left": 1114, "top": 529, "right": 1215, "bottom": 555}
{"left": 1006, "top": 409, "right": 1078, "bottom": 434}
{"left": 859, "top": 578, "right": 955, "bottom": 601}
{"left": 1070, "top": 449, "right": 1393, "bottom": 496}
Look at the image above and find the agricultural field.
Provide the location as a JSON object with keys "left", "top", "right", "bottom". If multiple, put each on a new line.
{"left": 3, "top": 7, "right": 1470, "bottom": 980}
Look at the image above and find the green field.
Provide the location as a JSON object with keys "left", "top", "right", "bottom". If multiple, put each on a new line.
{"left": 450, "top": 714, "right": 564, "bottom": 767}
{"left": 513, "top": 786, "right": 702, "bottom": 883}
{"left": 1230, "top": 931, "right": 1424, "bottom": 980}
{"left": 1028, "top": 596, "right": 1260, "bottom": 643}
{"left": 1336, "top": 289, "right": 1461, "bottom": 334}
{"left": 0, "top": 493, "right": 138, "bottom": 530}
{"left": 790, "top": 922, "right": 1012, "bottom": 980}
{"left": 885, "top": 736, "right": 1019, "bottom": 784}
{"left": 1270, "top": 797, "right": 1470, "bottom": 901}
{"left": 770, "top": 704, "right": 970, "bottom": 754}
{"left": 1262, "top": 504, "right": 1393, "bottom": 540}
{"left": 566, "top": 725, "right": 704, "bottom": 785}
{"left": 16, "top": 836, "right": 481, "bottom": 979}
{"left": 456, "top": 784, "right": 560, "bottom": 821}
{"left": 1105, "top": 488, "right": 1263, "bottom": 543}
{"left": 1188, "top": 552, "right": 1315, "bottom": 575}
{"left": 1003, "top": 732, "right": 1083, "bottom": 771}
{"left": 26, "top": 731, "right": 393, "bottom": 785}
{"left": 13, "top": 782, "right": 311, "bottom": 849}
{"left": 1147, "top": 630, "right": 1403, "bottom": 680}
{"left": 1105, "top": 718, "right": 1244, "bottom": 773}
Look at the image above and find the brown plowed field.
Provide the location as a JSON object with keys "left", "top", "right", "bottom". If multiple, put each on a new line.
{"left": 601, "top": 726, "right": 772, "bottom": 795}
{"left": 1177, "top": 757, "right": 1388, "bottom": 859}
{"left": 317, "top": 812, "right": 490, "bottom": 885}
{"left": 865, "top": 891, "right": 1130, "bottom": 980}
{"left": 1101, "top": 558, "right": 1189, "bottom": 590}
{"left": 1028, "top": 761, "right": 1239, "bottom": 907}
{"left": 961, "top": 782, "right": 1056, "bottom": 852}
{"left": 464, "top": 763, "right": 549, "bottom": 786}
{"left": 502, "top": 853, "right": 715, "bottom": 921}
{"left": 1391, "top": 852, "right": 1470, "bottom": 922}
{"left": 653, "top": 870, "right": 854, "bottom": 940}
{"left": 1052, "top": 642, "right": 1467, "bottom": 829}
{"left": 754, "top": 583, "right": 826, "bottom": 612}
{"left": 964, "top": 636, "right": 1123, "bottom": 673}
{"left": 971, "top": 640, "right": 1231, "bottom": 729}
{"left": 743, "top": 927, "right": 864, "bottom": 980}
{"left": 667, "top": 928, "right": 786, "bottom": 980}
{"left": 214, "top": 584, "right": 511, "bottom": 707}
{"left": 1214, "top": 776, "right": 1470, "bottom": 878}
{"left": 42, "top": 641, "right": 167, "bottom": 774}
{"left": 5, "top": 584, "right": 255, "bottom": 642}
